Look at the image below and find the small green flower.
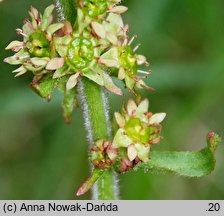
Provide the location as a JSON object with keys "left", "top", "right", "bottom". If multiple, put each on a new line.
{"left": 96, "top": 14, "right": 154, "bottom": 93}
{"left": 77, "top": 0, "right": 128, "bottom": 34}
{"left": 78, "top": 0, "right": 127, "bottom": 19}
{"left": 112, "top": 98, "right": 166, "bottom": 171}
{"left": 53, "top": 26, "right": 123, "bottom": 95}
{"left": 4, "top": 5, "right": 64, "bottom": 76}
{"left": 81, "top": 0, "right": 108, "bottom": 18}
{"left": 66, "top": 37, "right": 95, "bottom": 70}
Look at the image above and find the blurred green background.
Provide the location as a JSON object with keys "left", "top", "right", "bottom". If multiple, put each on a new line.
{"left": 0, "top": 0, "right": 223, "bottom": 199}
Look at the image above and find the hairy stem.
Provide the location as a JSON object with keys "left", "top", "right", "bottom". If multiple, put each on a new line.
{"left": 78, "top": 78, "right": 118, "bottom": 199}
{"left": 55, "top": 0, "right": 119, "bottom": 199}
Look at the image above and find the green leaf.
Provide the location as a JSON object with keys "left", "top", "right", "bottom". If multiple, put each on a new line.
{"left": 138, "top": 132, "right": 221, "bottom": 177}
{"left": 31, "top": 74, "right": 57, "bottom": 100}
{"left": 62, "top": 88, "right": 78, "bottom": 123}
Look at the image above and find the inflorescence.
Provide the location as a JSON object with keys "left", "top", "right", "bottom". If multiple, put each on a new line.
{"left": 5, "top": 2, "right": 153, "bottom": 122}
{"left": 4, "top": 1, "right": 166, "bottom": 196}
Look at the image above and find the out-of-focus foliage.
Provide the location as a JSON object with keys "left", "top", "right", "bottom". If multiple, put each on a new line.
{"left": 0, "top": 0, "right": 223, "bottom": 199}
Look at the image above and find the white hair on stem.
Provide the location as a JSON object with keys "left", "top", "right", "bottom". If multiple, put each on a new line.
{"left": 101, "top": 89, "right": 113, "bottom": 139}
{"left": 113, "top": 171, "right": 119, "bottom": 199}
{"left": 77, "top": 80, "right": 94, "bottom": 145}
{"left": 55, "top": 0, "right": 65, "bottom": 22}
{"left": 54, "top": 2, "right": 119, "bottom": 199}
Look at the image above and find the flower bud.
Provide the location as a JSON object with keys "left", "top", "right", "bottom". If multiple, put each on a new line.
{"left": 91, "top": 140, "right": 118, "bottom": 169}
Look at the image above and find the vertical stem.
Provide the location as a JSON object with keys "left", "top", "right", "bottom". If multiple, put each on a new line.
{"left": 55, "top": 0, "right": 119, "bottom": 199}
{"left": 78, "top": 78, "right": 118, "bottom": 200}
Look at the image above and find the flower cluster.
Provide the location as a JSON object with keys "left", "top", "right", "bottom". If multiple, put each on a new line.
{"left": 4, "top": 5, "right": 64, "bottom": 76}
{"left": 4, "top": 2, "right": 153, "bottom": 122}
{"left": 112, "top": 98, "right": 166, "bottom": 172}
{"left": 89, "top": 99, "right": 166, "bottom": 173}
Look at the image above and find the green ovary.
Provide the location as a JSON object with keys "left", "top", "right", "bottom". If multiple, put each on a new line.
{"left": 27, "top": 32, "right": 50, "bottom": 57}
{"left": 66, "top": 37, "right": 94, "bottom": 71}
{"left": 124, "top": 118, "right": 153, "bottom": 144}
{"left": 82, "top": 0, "right": 108, "bottom": 18}
{"left": 118, "top": 46, "right": 137, "bottom": 77}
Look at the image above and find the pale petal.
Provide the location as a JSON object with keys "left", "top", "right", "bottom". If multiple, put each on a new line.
{"left": 114, "top": 112, "right": 125, "bottom": 128}
{"left": 23, "top": 62, "right": 44, "bottom": 72}
{"left": 30, "top": 6, "right": 39, "bottom": 20}
{"left": 99, "top": 58, "right": 120, "bottom": 67}
{"left": 125, "top": 76, "right": 135, "bottom": 90}
{"left": 127, "top": 145, "right": 138, "bottom": 161}
{"left": 63, "top": 21, "right": 73, "bottom": 34}
{"left": 4, "top": 50, "right": 29, "bottom": 65}
{"left": 47, "top": 23, "right": 64, "bottom": 35}
{"left": 92, "top": 22, "right": 106, "bottom": 38}
{"left": 106, "top": 32, "right": 118, "bottom": 45}
{"left": 53, "top": 66, "right": 67, "bottom": 78}
{"left": 118, "top": 67, "right": 125, "bottom": 80}
{"left": 54, "top": 35, "right": 72, "bottom": 57}
{"left": 102, "top": 72, "right": 123, "bottom": 96}
{"left": 31, "top": 57, "right": 49, "bottom": 67}
{"left": 135, "top": 143, "right": 150, "bottom": 162}
{"left": 112, "top": 128, "right": 132, "bottom": 148}
{"left": 108, "top": 6, "right": 128, "bottom": 14}
{"left": 100, "top": 47, "right": 119, "bottom": 61}
{"left": 149, "top": 113, "right": 166, "bottom": 124}
{"left": 149, "top": 137, "right": 161, "bottom": 145}
{"left": 127, "top": 99, "right": 137, "bottom": 116}
{"left": 13, "top": 66, "right": 27, "bottom": 77}
{"left": 105, "top": 13, "right": 124, "bottom": 35}
{"left": 136, "top": 79, "right": 155, "bottom": 91}
{"left": 66, "top": 73, "right": 80, "bottom": 90}
{"left": 12, "top": 65, "right": 25, "bottom": 73}
{"left": 5, "top": 41, "right": 23, "bottom": 50}
{"left": 15, "top": 70, "right": 27, "bottom": 77}
{"left": 46, "top": 57, "right": 64, "bottom": 70}
{"left": 22, "top": 21, "right": 34, "bottom": 35}
{"left": 137, "top": 99, "right": 149, "bottom": 114}
{"left": 136, "top": 54, "right": 147, "bottom": 65}
{"left": 40, "top": 4, "right": 55, "bottom": 31}
{"left": 83, "top": 69, "right": 104, "bottom": 86}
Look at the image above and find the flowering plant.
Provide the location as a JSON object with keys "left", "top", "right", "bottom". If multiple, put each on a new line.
{"left": 4, "top": 1, "right": 221, "bottom": 199}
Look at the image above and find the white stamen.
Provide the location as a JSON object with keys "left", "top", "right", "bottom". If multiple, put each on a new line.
{"left": 128, "top": 35, "right": 137, "bottom": 45}
{"left": 16, "top": 29, "right": 28, "bottom": 38}
{"left": 133, "top": 44, "right": 141, "bottom": 52}
{"left": 55, "top": 0, "right": 65, "bottom": 22}
{"left": 137, "top": 69, "right": 150, "bottom": 75}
